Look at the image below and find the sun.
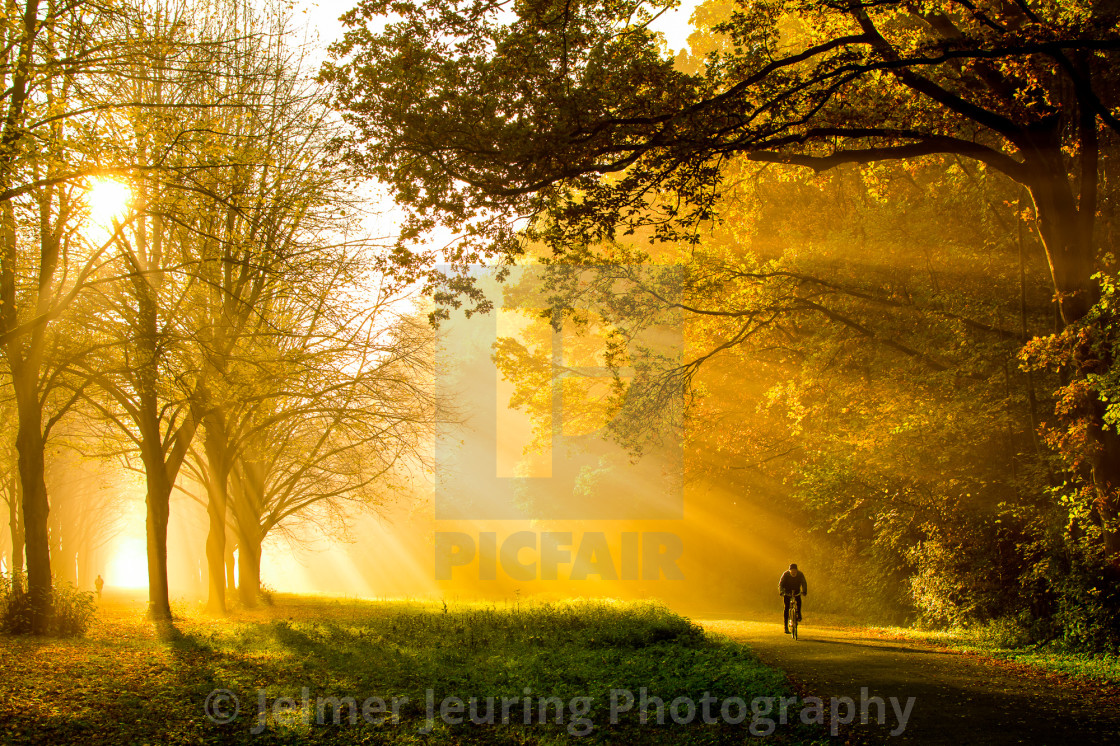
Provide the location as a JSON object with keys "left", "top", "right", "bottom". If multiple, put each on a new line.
{"left": 106, "top": 537, "right": 149, "bottom": 589}
{"left": 85, "top": 177, "right": 133, "bottom": 227}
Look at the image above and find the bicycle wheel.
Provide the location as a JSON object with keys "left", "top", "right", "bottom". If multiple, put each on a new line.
{"left": 791, "top": 615, "right": 798, "bottom": 640}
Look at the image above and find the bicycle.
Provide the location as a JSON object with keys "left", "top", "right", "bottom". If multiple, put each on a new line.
{"left": 783, "top": 592, "right": 802, "bottom": 640}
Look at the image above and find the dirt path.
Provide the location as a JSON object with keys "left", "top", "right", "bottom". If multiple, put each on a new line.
{"left": 699, "top": 617, "right": 1120, "bottom": 745}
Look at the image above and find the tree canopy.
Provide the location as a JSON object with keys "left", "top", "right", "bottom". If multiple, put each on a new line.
{"left": 325, "top": 0, "right": 1119, "bottom": 317}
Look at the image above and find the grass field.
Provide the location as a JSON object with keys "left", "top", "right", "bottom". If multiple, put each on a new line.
{"left": 0, "top": 593, "right": 828, "bottom": 744}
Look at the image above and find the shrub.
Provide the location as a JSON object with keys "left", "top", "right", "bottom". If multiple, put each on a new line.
{"left": 51, "top": 579, "right": 97, "bottom": 636}
{"left": 0, "top": 571, "right": 32, "bottom": 633}
{"left": 971, "top": 613, "right": 1034, "bottom": 649}
{"left": 908, "top": 539, "right": 983, "bottom": 628}
{"left": 1050, "top": 563, "right": 1120, "bottom": 653}
{"left": 1, "top": 571, "right": 97, "bottom": 637}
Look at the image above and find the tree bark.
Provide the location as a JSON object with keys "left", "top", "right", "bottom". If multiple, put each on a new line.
{"left": 1089, "top": 409, "right": 1120, "bottom": 558}
{"left": 7, "top": 471, "right": 23, "bottom": 581}
{"left": 236, "top": 522, "right": 261, "bottom": 608}
{"left": 237, "top": 526, "right": 260, "bottom": 609}
{"left": 131, "top": 216, "right": 198, "bottom": 621}
{"left": 225, "top": 538, "right": 237, "bottom": 595}
{"left": 1023, "top": 148, "right": 1099, "bottom": 327}
{"left": 14, "top": 377, "right": 51, "bottom": 632}
{"left": 140, "top": 426, "right": 173, "bottom": 621}
{"left": 203, "top": 418, "right": 230, "bottom": 614}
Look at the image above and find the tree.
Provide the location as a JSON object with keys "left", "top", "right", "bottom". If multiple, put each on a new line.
{"left": 324, "top": 0, "right": 1120, "bottom": 557}
{"left": 0, "top": 0, "right": 159, "bottom": 631}
{"left": 64, "top": 0, "right": 366, "bottom": 620}
{"left": 170, "top": 7, "right": 375, "bottom": 615}
{"left": 187, "top": 39, "right": 372, "bottom": 614}
{"left": 70, "top": 0, "right": 275, "bottom": 619}
{"left": 1, "top": 442, "right": 22, "bottom": 581}
{"left": 204, "top": 280, "right": 440, "bottom": 607}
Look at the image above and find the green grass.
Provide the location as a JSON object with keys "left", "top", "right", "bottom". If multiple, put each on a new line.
{"left": 864, "top": 623, "right": 1120, "bottom": 686}
{"left": 0, "top": 594, "right": 826, "bottom": 744}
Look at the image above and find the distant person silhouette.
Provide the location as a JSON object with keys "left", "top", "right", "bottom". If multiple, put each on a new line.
{"left": 779, "top": 563, "right": 807, "bottom": 634}
{"left": 95, "top": 574, "right": 104, "bottom": 601}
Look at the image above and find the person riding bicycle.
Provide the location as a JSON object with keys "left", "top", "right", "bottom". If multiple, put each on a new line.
{"left": 779, "top": 563, "right": 807, "bottom": 634}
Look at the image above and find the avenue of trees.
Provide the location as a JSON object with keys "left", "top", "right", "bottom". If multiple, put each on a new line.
{"left": 6, "top": 0, "right": 1120, "bottom": 650}
{"left": 1, "top": 0, "right": 439, "bottom": 632}
{"left": 324, "top": 0, "right": 1120, "bottom": 646}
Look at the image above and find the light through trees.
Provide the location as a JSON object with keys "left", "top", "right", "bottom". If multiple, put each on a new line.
{"left": 106, "top": 538, "right": 149, "bottom": 590}
{"left": 84, "top": 178, "right": 133, "bottom": 228}
{"left": 1, "top": 0, "right": 444, "bottom": 630}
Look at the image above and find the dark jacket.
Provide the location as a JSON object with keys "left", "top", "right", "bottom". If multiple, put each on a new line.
{"left": 779, "top": 570, "right": 807, "bottom": 596}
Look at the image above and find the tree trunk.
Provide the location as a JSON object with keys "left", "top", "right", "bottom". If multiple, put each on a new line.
{"left": 203, "top": 420, "right": 230, "bottom": 614}
{"left": 133, "top": 233, "right": 186, "bottom": 622}
{"left": 1025, "top": 153, "right": 1099, "bottom": 327}
{"left": 7, "top": 472, "right": 23, "bottom": 582}
{"left": 204, "top": 494, "right": 227, "bottom": 614}
{"left": 51, "top": 520, "right": 75, "bottom": 586}
{"left": 236, "top": 523, "right": 262, "bottom": 608}
{"left": 143, "top": 481, "right": 173, "bottom": 620}
{"left": 140, "top": 424, "right": 173, "bottom": 621}
{"left": 14, "top": 378, "right": 51, "bottom": 633}
{"left": 76, "top": 543, "right": 91, "bottom": 591}
{"left": 57, "top": 547, "right": 76, "bottom": 585}
{"left": 225, "top": 538, "right": 237, "bottom": 595}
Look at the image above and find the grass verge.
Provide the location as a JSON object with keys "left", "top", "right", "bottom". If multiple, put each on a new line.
{"left": 864, "top": 623, "right": 1120, "bottom": 685}
{"left": 0, "top": 594, "right": 827, "bottom": 745}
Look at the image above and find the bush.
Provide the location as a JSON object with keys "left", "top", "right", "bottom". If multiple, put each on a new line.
{"left": 0, "top": 571, "right": 97, "bottom": 637}
{"left": 908, "top": 538, "right": 987, "bottom": 628}
{"left": 1050, "top": 564, "right": 1120, "bottom": 653}
{"left": 51, "top": 579, "right": 97, "bottom": 636}
{"left": 1013, "top": 524, "right": 1120, "bottom": 653}
{"left": 970, "top": 613, "right": 1034, "bottom": 649}
{"left": 0, "top": 571, "right": 32, "bottom": 633}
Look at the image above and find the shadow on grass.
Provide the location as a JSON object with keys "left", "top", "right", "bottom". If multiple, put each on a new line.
{"left": 156, "top": 618, "right": 255, "bottom": 744}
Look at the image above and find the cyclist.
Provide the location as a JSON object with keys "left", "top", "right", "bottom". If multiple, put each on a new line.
{"left": 779, "top": 563, "right": 807, "bottom": 634}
